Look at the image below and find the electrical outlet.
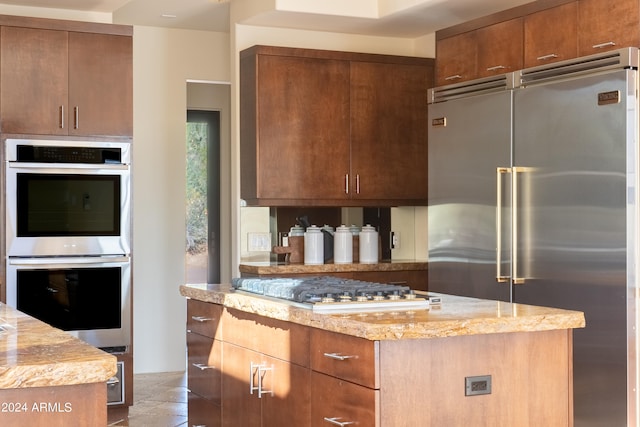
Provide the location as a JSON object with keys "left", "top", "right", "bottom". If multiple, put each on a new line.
{"left": 247, "top": 232, "right": 272, "bottom": 252}
{"left": 391, "top": 231, "right": 400, "bottom": 249}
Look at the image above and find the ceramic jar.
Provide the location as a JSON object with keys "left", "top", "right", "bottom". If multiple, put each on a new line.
{"left": 359, "top": 224, "right": 378, "bottom": 264}
{"left": 333, "top": 225, "right": 353, "bottom": 264}
{"left": 304, "top": 225, "right": 324, "bottom": 265}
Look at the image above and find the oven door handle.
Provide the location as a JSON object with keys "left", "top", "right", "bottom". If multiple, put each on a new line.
{"left": 8, "top": 256, "right": 130, "bottom": 267}
{"left": 7, "top": 162, "right": 129, "bottom": 171}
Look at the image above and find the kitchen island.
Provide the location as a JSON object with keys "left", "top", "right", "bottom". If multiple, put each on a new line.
{"left": 0, "top": 302, "right": 117, "bottom": 427}
{"left": 181, "top": 283, "right": 585, "bottom": 427}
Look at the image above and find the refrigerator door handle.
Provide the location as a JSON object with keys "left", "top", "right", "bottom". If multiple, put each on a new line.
{"left": 496, "top": 167, "right": 510, "bottom": 283}
{"left": 512, "top": 166, "right": 531, "bottom": 285}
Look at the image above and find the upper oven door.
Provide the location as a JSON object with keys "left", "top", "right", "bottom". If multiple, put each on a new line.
{"left": 6, "top": 159, "right": 131, "bottom": 257}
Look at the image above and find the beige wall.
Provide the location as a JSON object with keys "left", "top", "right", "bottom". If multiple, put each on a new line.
{"left": 132, "top": 26, "right": 230, "bottom": 373}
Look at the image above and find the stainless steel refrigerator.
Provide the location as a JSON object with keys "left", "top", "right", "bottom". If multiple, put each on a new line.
{"left": 427, "top": 48, "right": 639, "bottom": 427}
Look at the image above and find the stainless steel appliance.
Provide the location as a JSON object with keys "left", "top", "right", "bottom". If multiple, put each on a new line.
{"left": 427, "top": 48, "right": 639, "bottom": 426}
{"left": 6, "top": 256, "right": 132, "bottom": 348}
{"left": 5, "top": 139, "right": 131, "bottom": 257}
{"left": 231, "top": 276, "right": 432, "bottom": 312}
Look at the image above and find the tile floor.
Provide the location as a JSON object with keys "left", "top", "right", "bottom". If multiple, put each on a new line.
{"left": 108, "top": 371, "right": 188, "bottom": 427}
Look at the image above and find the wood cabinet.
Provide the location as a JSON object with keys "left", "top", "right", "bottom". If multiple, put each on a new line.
{"left": 434, "top": 31, "right": 477, "bottom": 86}
{"left": 578, "top": 0, "right": 640, "bottom": 56}
{"left": 185, "top": 296, "right": 577, "bottom": 427}
{"left": 524, "top": 2, "right": 578, "bottom": 68}
{"left": 477, "top": 18, "right": 523, "bottom": 78}
{"left": 0, "top": 25, "right": 132, "bottom": 137}
{"left": 186, "top": 299, "right": 223, "bottom": 427}
{"left": 240, "top": 45, "right": 433, "bottom": 207}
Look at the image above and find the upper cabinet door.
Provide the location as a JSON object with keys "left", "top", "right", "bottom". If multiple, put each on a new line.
{"left": 68, "top": 32, "right": 133, "bottom": 137}
{"left": 435, "top": 31, "right": 477, "bottom": 86}
{"left": 1, "top": 26, "right": 69, "bottom": 135}
{"left": 241, "top": 51, "right": 352, "bottom": 204}
{"left": 350, "top": 61, "right": 430, "bottom": 203}
{"left": 578, "top": 0, "right": 640, "bottom": 55}
{"left": 477, "top": 18, "right": 523, "bottom": 78}
{"left": 524, "top": 2, "right": 578, "bottom": 68}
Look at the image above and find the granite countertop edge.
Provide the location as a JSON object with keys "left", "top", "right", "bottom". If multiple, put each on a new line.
{"left": 239, "top": 260, "right": 427, "bottom": 274}
{"left": 0, "top": 303, "right": 118, "bottom": 389}
{"left": 180, "top": 283, "right": 586, "bottom": 341}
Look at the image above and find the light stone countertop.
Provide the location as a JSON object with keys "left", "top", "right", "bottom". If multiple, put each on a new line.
{"left": 180, "top": 283, "right": 586, "bottom": 341}
{"left": 0, "top": 302, "right": 117, "bottom": 389}
{"left": 239, "top": 259, "right": 427, "bottom": 275}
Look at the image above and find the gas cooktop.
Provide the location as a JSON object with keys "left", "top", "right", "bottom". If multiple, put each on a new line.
{"left": 231, "top": 276, "right": 432, "bottom": 313}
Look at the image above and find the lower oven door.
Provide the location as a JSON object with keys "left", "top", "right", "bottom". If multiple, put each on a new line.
{"left": 6, "top": 255, "right": 131, "bottom": 349}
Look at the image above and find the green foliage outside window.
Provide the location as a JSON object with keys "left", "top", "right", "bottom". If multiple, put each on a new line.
{"left": 186, "top": 122, "right": 208, "bottom": 254}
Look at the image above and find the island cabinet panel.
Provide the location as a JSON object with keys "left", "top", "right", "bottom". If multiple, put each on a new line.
{"left": 0, "top": 25, "right": 132, "bottom": 137}
{"left": 378, "top": 329, "right": 573, "bottom": 426}
{"left": 310, "top": 371, "right": 379, "bottom": 427}
{"left": 187, "top": 298, "right": 223, "bottom": 339}
{"left": 476, "top": 18, "right": 523, "bottom": 78}
{"left": 310, "top": 328, "right": 379, "bottom": 389}
{"left": 524, "top": 1, "right": 578, "bottom": 68}
{"left": 578, "top": 0, "right": 640, "bottom": 56}
{"left": 240, "top": 45, "right": 433, "bottom": 207}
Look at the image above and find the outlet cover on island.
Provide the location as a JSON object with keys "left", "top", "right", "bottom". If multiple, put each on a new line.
{"left": 248, "top": 232, "right": 272, "bottom": 252}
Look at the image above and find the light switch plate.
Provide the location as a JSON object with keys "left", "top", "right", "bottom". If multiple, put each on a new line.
{"left": 247, "top": 232, "right": 272, "bottom": 252}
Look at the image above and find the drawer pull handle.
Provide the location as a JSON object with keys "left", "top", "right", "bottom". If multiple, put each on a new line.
{"left": 444, "top": 74, "right": 462, "bottom": 81}
{"left": 106, "top": 376, "right": 120, "bottom": 386}
{"left": 323, "top": 352, "right": 355, "bottom": 361}
{"left": 486, "top": 65, "right": 507, "bottom": 72}
{"left": 324, "top": 417, "right": 356, "bottom": 426}
{"left": 192, "top": 363, "right": 215, "bottom": 371}
{"left": 536, "top": 53, "right": 558, "bottom": 61}
{"left": 592, "top": 41, "right": 616, "bottom": 49}
{"left": 191, "top": 316, "right": 212, "bottom": 322}
{"left": 250, "top": 362, "right": 274, "bottom": 398}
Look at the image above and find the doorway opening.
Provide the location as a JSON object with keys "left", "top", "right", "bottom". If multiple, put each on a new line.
{"left": 185, "top": 110, "right": 220, "bottom": 283}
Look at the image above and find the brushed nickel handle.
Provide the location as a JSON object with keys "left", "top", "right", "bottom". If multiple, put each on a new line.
{"left": 60, "top": 105, "right": 64, "bottom": 129}
{"left": 512, "top": 167, "right": 532, "bottom": 285}
{"left": 106, "top": 376, "right": 120, "bottom": 386}
{"left": 324, "top": 417, "right": 356, "bottom": 426}
{"left": 345, "top": 174, "right": 349, "bottom": 194}
{"left": 592, "top": 41, "right": 616, "bottom": 49}
{"left": 356, "top": 174, "right": 360, "bottom": 194}
{"left": 323, "top": 352, "right": 355, "bottom": 361}
{"left": 257, "top": 364, "right": 273, "bottom": 398}
{"left": 191, "top": 315, "right": 212, "bottom": 322}
{"left": 496, "top": 167, "right": 510, "bottom": 283}
{"left": 74, "top": 106, "right": 79, "bottom": 129}
{"left": 192, "top": 363, "right": 215, "bottom": 371}
{"left": 486, "top": 65, "right": 507, "bottom": 72}
{"left": 444, "top": 74, "right": 463, "bottom": 81}
{"left": 536, "top": 53, "right": 558, "bottom": 61}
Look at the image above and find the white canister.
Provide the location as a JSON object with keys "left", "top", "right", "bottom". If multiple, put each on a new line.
{"left": 333, "top": 225, "right": 353, "bottom": 264}
{"left": 304, "top": 225, "right": 324, "bottom": 265}
{"left": 359, "top": 224, "right": 378, "bottom": 264}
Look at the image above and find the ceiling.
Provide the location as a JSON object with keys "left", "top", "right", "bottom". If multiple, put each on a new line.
{"left": 0, "top": 0, "right": 532, "bottom": 37}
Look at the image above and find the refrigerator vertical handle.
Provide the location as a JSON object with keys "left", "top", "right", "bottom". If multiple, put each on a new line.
{"left": 512, "top": 167, "right": 528, "bottom": 285}
{"left": 496, "top": 167, "right": 510, "bottom": 283}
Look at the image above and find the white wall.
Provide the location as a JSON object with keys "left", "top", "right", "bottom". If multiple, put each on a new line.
{"left": 132, "top": 26, "right": 230, "bottom": 373}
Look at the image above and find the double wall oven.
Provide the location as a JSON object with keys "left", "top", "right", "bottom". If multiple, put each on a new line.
{"left": 4, "top": 139, "right": 132, "bottom": 351}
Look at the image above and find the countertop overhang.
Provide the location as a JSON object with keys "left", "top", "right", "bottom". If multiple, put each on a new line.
{"left": 0, "top": 303, "right": 117, "bottom": 389}
{"left": 180, "top": 283, "right": 585, "bottom": 341}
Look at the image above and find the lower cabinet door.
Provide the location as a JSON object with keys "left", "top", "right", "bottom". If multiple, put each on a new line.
{"left": 188, "top": 391, "right": 221, "bottom": 427}
{"left": 187, "top": 332, "right": 222, "bottom": 403}
{"left": 311, "top": 371, "right": 379, "bottom": 427}
{"left": 221, "top": 343, "right": 262, "bottom": 426}
{"left": 261, "top": 357, "right": 311, "bottom": 426}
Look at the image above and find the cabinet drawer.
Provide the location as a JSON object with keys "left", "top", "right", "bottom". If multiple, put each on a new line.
{"left": 187, "top": 299, "right": 222, "bottom": 339}
{"left": 188, "top": 391, "right": 221, "bottom": 427}
{"left": 311, "top": 371, "right": 379, "bottom": 427}
{"left": 310, "top": 328, "right": 378, "bottom": 388}
{"left": 222, "top": 308, "right": 310, "bottom": 367}
{"left": 187, "top": 332, "right": 222, "bottom": 403}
